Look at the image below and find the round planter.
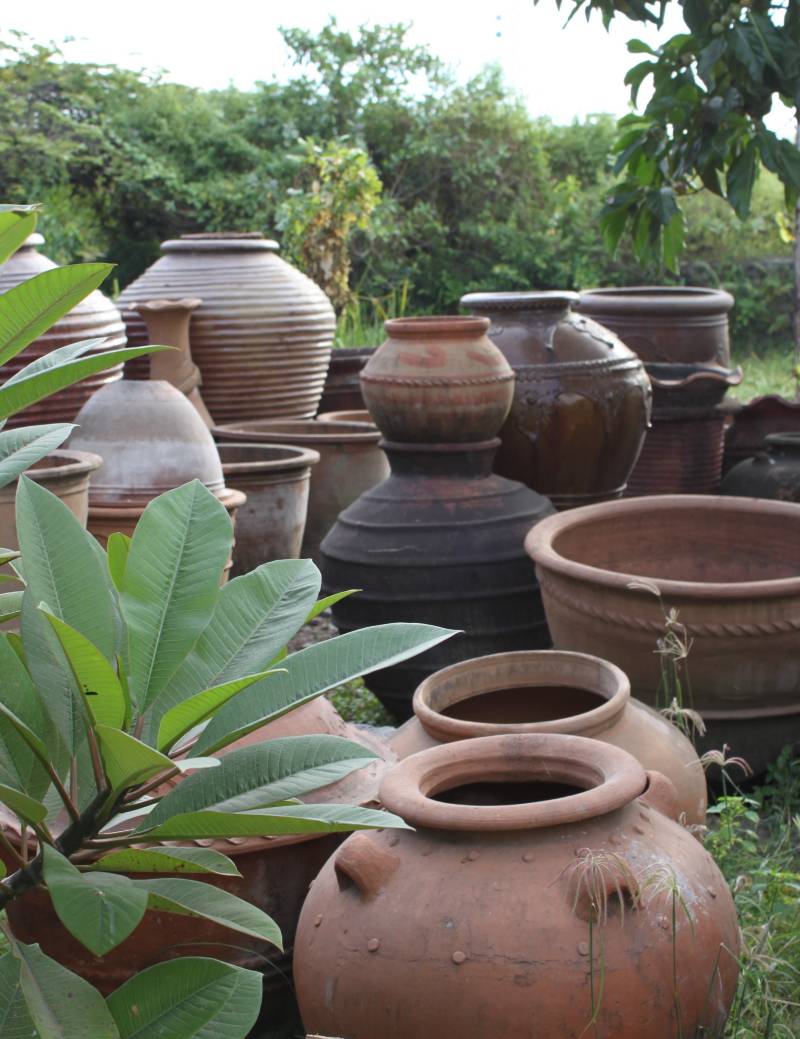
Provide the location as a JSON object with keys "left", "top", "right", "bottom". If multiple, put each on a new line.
{"left": 118, "top": 233, "right": 336, "bottom": 423}
{"left": 360, "top": 316, "right": 514, "bottom": 444}
{"left": 317, "top": 347, "right": 374, "bottom": 413}
{"left": 295, "top": 734, "right": 738, "bottom": 1039}
{"left": 721, "top": 432, "right": 800, "bottom": 502}
{"left": 722, "top": 395, "right": 800, "bottom": 475}
{"left": 213, "top": 420, "right": 389, "bottom": 563}
{"left": 0, "top": 234, "right": 126, "bottom": 427}
{"left": 391, "top": 650, "right": 706, "bottom": 825}
{"left": 320, "top": 439, "right": 554, "bottom": 720}
{"left": 217, "top": 443, "right": 320, "bottom": 575}
{"left": 525, "top": 494, "right": 800, "bottom": 774}
{"left": 461, "top": 291, "right": 651, "bottom": 509}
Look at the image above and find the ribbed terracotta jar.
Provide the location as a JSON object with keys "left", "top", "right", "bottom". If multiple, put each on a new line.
{"left": 461, "top": 292, "right": 651, "bottom": 509}
{"left": 317, "top": 347, "right": 374, "bottom": 413}
{"left": 295, "top": 734, "right": 739, "bottom": 1039}
{"left": 0, "top": 234, "right": 126, "bottom": 427}
{"left": 721, "top": 432, "right": 800, "bottom": 503}
{"left": 118, "top": 233, "right": 336, "bottom": 423}
{"left": 391, "top": 650, "right": 706, "bottom": 825}
{"left": 360, "top": 316, "right": 514, "bottom": 443}
{"left": 526, "top": 494, "right": 800, "bottom": 775}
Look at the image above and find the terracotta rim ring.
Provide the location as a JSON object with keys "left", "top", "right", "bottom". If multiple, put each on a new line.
{"left": 383, "top": 316, "right": 490, "bottom": 338}
{"left": 213, "top": 420, "right": 381, "bottom": 445}
{"left": 379, "top": 733, "right": 646, "bottom": 832}
{"left": 578, "top": 285, "right": 734, "bottom": 315}
{"left": 461, "top": 290, "right": 578, "bottom": 312}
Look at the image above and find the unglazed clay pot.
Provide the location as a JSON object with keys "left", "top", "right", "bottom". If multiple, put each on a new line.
{"left": 213, "top": 420, "right": 389, "bottom": 562}
{"left": 0, "top": 234, "right": 126, "bottom": 427}
{"left": 217, "top": 443, "right": 320, "bottom": 575}
{"left": 317, "top": 409, "right": 373, "bottom": 425}
{"left": 722, "top": 395, "right": 800, "bottom": 475}
{"left": 317, "top": 347, "right": 374, "bottom": 413}
{"left": 294, "top": 734, "right": 739, "bottom": 1039}
{"left": 721, "top": 433, "right": 800, "bottom": 503}
{"left": 461, "top": 291, "right": 651, "bottom": 509}
{"left": 625, "top": 412, "right": 728, "bottom": 496}
{"left": 391, "top": 651, "right": 706, "bottom": 825}
{"left": 360, "top": 316, "right": 514, "bottom": 443}
{"left": 526, "top": 494, "right": 800, "bottom": 774}
{"left": 118, "top": 233, "right": 336, "bottom": 422}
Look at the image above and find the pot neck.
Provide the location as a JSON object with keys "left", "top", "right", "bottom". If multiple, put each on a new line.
{"left": 765, "top": 432, "right": 800, "bottom": 455}
{"left": 382, "top": 438, "right": 499, "bottom": 477}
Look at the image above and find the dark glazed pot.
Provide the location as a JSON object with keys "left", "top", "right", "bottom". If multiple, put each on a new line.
{"left": 526, "top": 494, "right": 800, "bottom": 774}
{"left": 460, "top": 291, "right": 651, "bottom": 509}
{"left": 320, "top": 439, "right": 554, "bottom": 719}
{"left": 317, "top": 347, "right": 374, "bottom": 413}
{"left": 118, "top": 233, "right": 336, "bottom": 423}
{"left": 0, "top": 234, "right": 126, "bottom": 427}
{"left": 295, "top": 734, "right": 739, "bottom": 1039}
{"left": 722, "top": 395, "right": 800, "bottom": 475}
{"left": 721, "top": 433, "right": 800, "bottom": 503}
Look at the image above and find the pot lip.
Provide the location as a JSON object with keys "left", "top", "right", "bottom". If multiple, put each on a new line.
{"left": 384, "top": 316, "right": 490, "bottom": 338}
{"left": 646, "top": 363, "right": 743, "bottom": 389}
{"left": 213, "top": 420, "right": 382, "bottom": 445}
{"left": 162, "top": 233, "right": 280, "bottom": 254}
{"left": 316, "top": 410, "right": 373, "bottom": 426}
{"left": 577, "top": 285, "right": 734, "bottom": 315}
{"left": 90, "top": 486, "right": 246, "bottom": 514}
{"left": 764, "top": 431, "right": 800, "bottom": 449}
{"left": 218, "top": 442, "right": 321, "bottom": 473}
{"left": 22, "top": 449, "right": 104, "bottom": 483}
{"left": 460, "top": 290, "right": 579, "bottom": 312}
{"left": 328, "top": 346, "right": 376, "bottom": 359}
{"left": 525, "top": 493, "right": 800, "bottom": 599}
{"left": 412, "top": 650, "right": 629, "bottom": 743}
{"left": 378, "top": 733, "right": 646, "bottom": 831}
{"left": 381, "top": 437, "right": 501, "bottom": 455}
{"left": 133, "top": 297, "right": 203, "bottom": 314}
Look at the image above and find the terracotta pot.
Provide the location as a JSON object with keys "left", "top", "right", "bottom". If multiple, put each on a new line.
{"left": 577, "top": 286, "right": 735, "bottom": 368}
{"left": 526, "top": 494, "right": 800, "bottom": 774}
{"left": 217, "top": 443, "right": 320, "bottom": 575}
{"left": 316, "top": 409, "right": 373, "bottom": 425}
{"left": 317, "top": 347, "right": 374, "bottom": 413}
{"left": 647, "top": 363, "right": 742, "bottom": 418}
{"left": 391, "top": 650, "right": 706, "bottom": 825}
{"left": 0, "top": 234, "right": 126, "bottom": 427}
{"left": 722, "top": 394, "right": 800, "bottom": 475}
{"left": 461, "top": 291, "right": 651, "bottom": 509}
{"left": 213, "top": 420, "right": 389, "bottom": 562}
{"left": 133, "top": 297, "right": 212, "bottom": 426}
{"left": 320, "top": 439, "right": 554, "bottom": 720}
{"left": 118, "top": 233, "right": 336, "bottom": 422}
{"left": 360, "top": 316, "right": 514, "bottom": 443}
{"left": 295, "top": 734, "right": 739, "bottom": 1039}
{"left": 625, "top": 412, "right": 727, "bottom": 496}
{"left": 721, "top": 432, "right": 800, "bottom": 503}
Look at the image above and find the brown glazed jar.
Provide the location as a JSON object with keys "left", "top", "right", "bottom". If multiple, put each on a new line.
{"left": 294, "top": 734, "right": 739, "bottom": 1039}
{"left": 0, "top": 234, "right": 126, "bottom": 427}
{"left": 118, "top": 233, "right": 336, "bottom": 423}
{"left": 360, "top": 316, "right": 514, "bottom": 443}
{"left": 461, "top": 291, "right": 651, "bottom": 509}
{"left": 391, "top": 650, "right": 706, "bottom": 825}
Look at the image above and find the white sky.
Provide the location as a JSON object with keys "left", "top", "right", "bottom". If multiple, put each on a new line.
{"left": 7, "top": 0, "right": 796, "bottom": 134}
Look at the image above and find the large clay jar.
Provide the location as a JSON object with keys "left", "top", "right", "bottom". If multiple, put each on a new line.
{"left": 526, "top": 494, "right": 800, "bottom": 775}
{"left": 721, "top": 433, "right": 800, "bottom": 502}
{"left": 217, "top": 443, "right": 320, "bottom": 575}
{"left": 391, "top": 650, "right": 706, "bottom": 825}
{"left": 0, "top": 234, "right": 126, "bottom": 427}
{"left": 213, "top": 420, "right": 389, "bottom": 563}
{"left": 117, "top": 233, "right": 336, "bottom": 423}
{"left": 320, "top": 439, "right": 554, "bottom": 720}
{"left": 722, "top": 395, "right": 800, "bottom": 475}
{"left": 317, "top": 347, "right": 374, "bottom": 413}
{"left": 360, "top": 316, "right": 514, "bottom": 443}
{"left": 294, "top": 734, "right": 739, "bottom": 1039}
{"left": 460, "top": 291, "right": 651, "bottom": 509}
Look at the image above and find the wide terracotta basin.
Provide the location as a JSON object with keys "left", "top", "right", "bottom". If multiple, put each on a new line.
{"left": 525, "top": 495, "right": 800, "bottom": 773}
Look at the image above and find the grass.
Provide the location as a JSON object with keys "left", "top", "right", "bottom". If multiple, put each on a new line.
{"left": 730, "top": 347, "right": 798, "bottom": 402}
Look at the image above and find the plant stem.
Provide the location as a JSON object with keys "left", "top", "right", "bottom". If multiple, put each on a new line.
{"left": 0, "top": 828, "right": 27, "bottom": 871}
{"left": 87, "top": 727, "right": 105, "bottom": 792}
{"left": 124, "top": 766, "right": 178, "bottom": 803}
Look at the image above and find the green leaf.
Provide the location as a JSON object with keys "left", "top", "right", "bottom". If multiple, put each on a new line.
{"left": 120, "top": 482, "right": 232, "bottom": 714}
{"left": 95, "top": 725, "right": 173, "bottom": 792}
{"left": 41, "top": 844, "right": 148, "bottom": 957}
{"left": 12, "top": 939, "right": 119, "bottom": 1039}
{"left": 306, "top": 587, "right": 359, "bottom": 622}
{"left": 0, "top": 589, "right": 23, "bottom": 622}
{"left": 0, "top": 263, "right": 113, "bottom": 366}
{"left": 87, "top": 846, "right": 240, "bottom": 877}
{"left": 143, "top": 735, "right": 377, "bottom": 830}
{"left": 0, "top": 782, "right": 47, "bottom": 825}
{"left": 726, "top": 139, "right": 758, "bottom": 219}
{"left": 106, "top": 533, "right": 131, "bottom": 592}
{"left": 106, "top": 958, "right": 261, "bottom": 1039}
{"left": 0, "top": 209, "right": 37, "bottom": 268}
{"left": 0, "top": 633, "right": 51, "bottom": 799}
{"left": 3, "top": 337, "right": 107, "bottom": 387}
{"left": 0, "top": 699, "right": 50, "bottom": 773}
{"left": 0, "top": 952, "right": 36, "bottom": 1039}
{"left": 0, "top": 424, "right": 75, "bottom": 490}
{"left": 131, "top": 877, "right": 282, "bottom": 948}
{"left": 627, "top": 38, "right": 656, "bottom": 55}
{"left": 156, "top": 670, "right": 277, "bottom": 752}
{"left": 195, "top": 623, "right": 456, "bottom": 755}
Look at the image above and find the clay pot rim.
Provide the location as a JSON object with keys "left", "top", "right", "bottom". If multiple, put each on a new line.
{"left": 460, "top": 290, "right": 578, "bottom": 312}
{"left": 317, "top": 410, "right": 373, "bottom": 426}
{"left": 379, "top": 733, "right": 646, "bottom": 831}
{"left": 764, "top": 432, "right": 800, "bottom": 449}
{"left": 18, "top": 232, "right": 46, "bottom": 250}
{"left": 328, "top": 346, "right": 376, "bottom": 358}
{"left": 647, "top": 363, "right": 743, "bottom": 389}
{"left": 578, "top": 285, "right": 734, "bottom": 315}
{"left": 217, "top": 442, "right": 321, "bottom": 473}
{"left": 89, "top": 486, "right": 246, "bottom": 515}
{"left": 162, "top": 234, "right": 280, "bottom": 254}
{"left": 133, "top": 297, "right": 203, "bottom": 314}
{"left": 20, "top": 448, "right": 104, "bottom": 483}
{"left": 213, "top": 420, "right": 382, "bottom": 445}
{"left": 381, "top": 437, "right": 501, "bottom": 455}
{"left": 412, "top": 650, "right": 629, "bottom": 743}
{"left": 526, "top": 493, "right": 800, "bottom": 599}
{"left": 383, "top": 316, "right": 490, "bottom": 338}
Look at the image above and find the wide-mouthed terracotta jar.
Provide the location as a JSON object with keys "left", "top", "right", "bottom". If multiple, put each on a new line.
{"left": 391, "top": 650, "right": 706, "bottom": 824}
{"left": 359, "top": 316, "right": 514, "bottom": 443}
{"left": 294, "top": 734, "right": 739, "bottom": 1039}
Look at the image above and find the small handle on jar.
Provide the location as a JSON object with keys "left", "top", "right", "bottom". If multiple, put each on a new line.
{"left": 640, "top": 770, "right": 681, "bottom": 821}
{"left": 334, "top": 832, "right": 399, "bottom": 900}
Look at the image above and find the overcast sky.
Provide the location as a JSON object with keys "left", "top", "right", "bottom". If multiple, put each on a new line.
{"left": 6, "top": 0, "right": 795, "bottom": 134}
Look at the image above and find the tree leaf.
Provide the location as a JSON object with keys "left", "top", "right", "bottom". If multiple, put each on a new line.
{"left": 41, "top": 845, "right": 148, "bottom": 957}
{"left": 306, "top": 587, "right": 359, "bottom": 622}
{"left": 106, "top": 533, "right": 131, "bottom": 593}
{"left": 2, "top": 337, "right": 108, "bottom": 387}
{"left": 195, "top": 623, "right": 456, "bottom": 755}
{"left": 106, "top": 957, "right": 261, "bottom": 1039}
{"left": 0, "top": 951, "right": 36, "bottom": 1039}
{"left": 0, "top": 589, "right": 23, "bottom": 622}
{"left": 726, "top": 139, "right": 758, "bottom": 219}
{"left": 120, "top": 482, "right": 232, "bottom": 715}
{"left": 87, "top": 846, "right": 240, "bottom": 877}
{"left": 95, "top": 725, "right": 173, "bottom": 792}
{"left": 0, "top": 209, "right": 37, "bottom": 268}
{"left": 0, "top": 424, "right": 75, "bottom": 490}
{"left": 0, "top": 782, "right": 47, "bottom": 826}
{"left": 0, "top": 633, "right": 51, "bottom": 799}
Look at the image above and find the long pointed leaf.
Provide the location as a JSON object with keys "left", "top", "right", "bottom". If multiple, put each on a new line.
{"left": 0, "top": 782, "right": 47, "bottom": 826}
{"left": 0, "top": 952, "right": 35, "bottom": 1039}
{"left": 106, "top": 532, "right": 131, "bottom": 592}
{"left": 143, "top": 803, "right": 408, "bottom": 840}
{"left": 3, "top": 337, "right": 108, "bottom": 386}
{"left": 95, "top": 725, "right": 174, "bottom": 792}
{"left": 0, "top": 633, "right": 51, "bottom": 799}
{"left": 87, "top": 846, "right": 240, "bottom": 877}
{"left": 0, "top": 209, "right": 37, "bottom": 267}
{"left": 156, "top": 670, "right": 277, "bottom": 752}
{"left": 0, "top": 423, "right": 75, "bottom": 489}
{"left": 0, "top": 589, "right": 23, "bottom": 621}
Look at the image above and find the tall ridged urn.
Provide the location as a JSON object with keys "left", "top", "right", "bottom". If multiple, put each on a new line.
{"left": 118, "top": 233, "right": 336, "bottom": 423}
{"left": 0, "top": 234, "right": 126, "bottom": 427}
{"left": 321, "top": 316, "right": 554, "bottom": 720}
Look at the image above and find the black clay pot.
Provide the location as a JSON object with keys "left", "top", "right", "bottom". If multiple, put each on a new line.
{"left": 720, "top": 433, "right": 800, "bottom": 503}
